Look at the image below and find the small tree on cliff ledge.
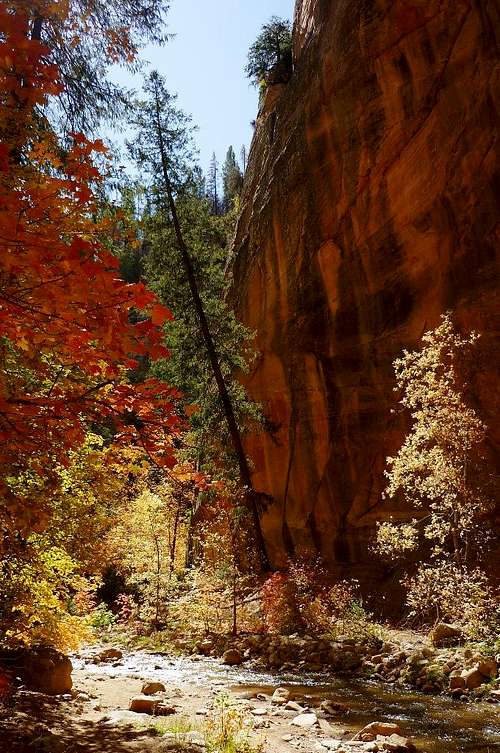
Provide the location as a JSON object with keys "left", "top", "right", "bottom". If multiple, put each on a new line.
{"left": 375, "top": 314, "right": 497, "bottom": 635}
{"left": 245, "top": 16, "right": 292, "bottom": 88}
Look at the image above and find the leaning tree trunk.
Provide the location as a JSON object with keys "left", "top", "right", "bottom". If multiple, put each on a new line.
{"left": 152, "top": 87, "right": 270, "bottom": 572}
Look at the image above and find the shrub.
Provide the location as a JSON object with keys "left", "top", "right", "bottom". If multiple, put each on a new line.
{"left": 89, "top": 602, "right": 116, "bottom": 630}
{"left": 261, "top": 555, "right": 369, "bottom": 638}
{"left": 261, "top": 571, "right": 302, "bottom": 635}
{"left": 406, "top": 560, "right": 499, "bottom": 639}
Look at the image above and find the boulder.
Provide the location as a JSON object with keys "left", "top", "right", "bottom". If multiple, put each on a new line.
{"left": 222, "top": 648, "right": 243, "bottom": 665}
{"left": 141, "top": 681, "right": 166, "bottom": 695}
{"left": 320, "top": 700, "right": 349, "bottom": 716}
{"left": 461, "top": 668, "right": 485, "bottom": 690}
{"left": 321, "top": 740, "right": 342, "bottom": 751}
{"left": 429, "top": 624, "right": 462, "bottom": 647}
{"left": 449, "top": 674, "right": 466, "bottom": 690}
{"left": 196, "top": 639, "right": 214, "bottom": 656}
{"left": 285, "top": 700, "right": 306, "bottom": 713}
{"left": 477, "top": 659, "right": 498, "bottom": 679}
{"left": 19, "top": 647, "right": 72, "bottom": 695}
{"left": 129, "top": 695, "right": 175, "bottom": 715}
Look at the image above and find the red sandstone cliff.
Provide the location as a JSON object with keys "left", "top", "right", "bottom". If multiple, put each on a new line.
{"left": 229, "top": 0, "right": 500, "bottom": 579}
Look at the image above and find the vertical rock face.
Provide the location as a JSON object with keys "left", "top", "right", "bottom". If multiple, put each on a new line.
{"left": 230, "top": 0, "right": 500, "bottom": 579}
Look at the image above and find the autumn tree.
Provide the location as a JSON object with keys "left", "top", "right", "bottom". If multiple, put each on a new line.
{"left": 375, "top": 314, "right": 496, "bottom": 635}
{"left": 0, "top": 434, "right": 136, "bottom": 650}
{"left": 109, "top": 485, "right": 190, "bottom": 628}
{"left": 245, "top": 16, "right": 292, "bottom": 88}
{"left": 0, "top": 6, "right": 179, "bottom": 551}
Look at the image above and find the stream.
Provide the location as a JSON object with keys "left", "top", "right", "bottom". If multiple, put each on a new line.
{"left": 73, "top": 650, "right": 500, "bottom": 752}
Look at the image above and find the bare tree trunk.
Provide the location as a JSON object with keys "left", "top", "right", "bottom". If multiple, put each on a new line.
{"left": 151, "top": 83, "right": 270, "bottom": 572}
{"left": 170, "top": 502, "right": 181, "bottom": 573}
{"left": 154, "top": 535, "right": 161, "bottom": 628}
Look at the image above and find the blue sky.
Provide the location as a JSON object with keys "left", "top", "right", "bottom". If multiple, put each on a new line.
{"left": 110, "top": 0, "right": 293, "bottom": 177}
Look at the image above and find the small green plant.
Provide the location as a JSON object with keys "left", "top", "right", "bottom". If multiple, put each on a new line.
{"left": 205, "top": 692, "right": 262, "bottom": 753}
{"left": 89, "top": 602, "right": 116, "bottom": 629}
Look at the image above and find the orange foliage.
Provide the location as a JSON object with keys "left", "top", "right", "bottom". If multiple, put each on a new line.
{"left": 0, "top": 5, "right": 180, "bottom": 537}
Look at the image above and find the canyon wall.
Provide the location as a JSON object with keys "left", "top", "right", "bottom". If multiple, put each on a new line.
{"left": 230, "top": 0, "right": 500, "bottom": 582}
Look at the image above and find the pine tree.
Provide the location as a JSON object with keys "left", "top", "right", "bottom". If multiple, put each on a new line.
{"left": 207, "top": 152, "right": 220, "bottom": 215}
{"left": 127, "top": 71, "right": 270, "bottom": 570}
{"left": 222, "top": 146, "right": 243, "bottom": 213}
{"left": 245, "top": 16, "right": 292, "bottom": 88}
{"left": 240, "top": 145, "right": 247, "bottom": 173}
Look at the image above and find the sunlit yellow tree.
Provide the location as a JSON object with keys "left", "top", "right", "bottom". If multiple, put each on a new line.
{"left": 376, "top": 314, "right": 496, "bottom": 634}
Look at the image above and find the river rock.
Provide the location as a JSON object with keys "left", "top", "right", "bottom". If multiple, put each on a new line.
{"left": 477, "top": 658, "right": 498, "bottom": 679}
{"left": 449, "top": 674, "right": 466, "bottom": 690}
{"left": 196, "top": 639, "right": 214, "bottom": 656}
{"left": 461, "top": 668, "right": 485, "bottom": 690}
{"left": 292, "top": 712, "right": 318, "bottom": 728}
{"left": 129, "top": 695, "right": 175, "bottom": 715}
{"left": 429, "top": 624, "right": 462, "bottom": 647}
{"left": 98, "top": 648, "right": 123, "bottom": 662}
{"left": 285, "top": 700, "right": 307, "bottom": 713}
{"left": 141, "top": 681, "right": 166, "bottom": 695}
{"left": 382, "top": 734, "right": 416, "bottom": 752}
{"left": 354, "top": 722, "right": 401, "bottom": 739}
{"left": 321, "top": 700, "right": 349, "bottom": 716}
{"left": 18, "top": 647, "right": 72, "bottom": 695}
{"left": 321, "top": 740, "right": 342, "bottom": 751}
{"left": 222, "top": 648, "right": 243, "bottom": 665}
{"left": 272, "top": 686, "right": 291, "bottom": 704}
{"left": 251, "top": 707, "right": 268, "bottom": 716}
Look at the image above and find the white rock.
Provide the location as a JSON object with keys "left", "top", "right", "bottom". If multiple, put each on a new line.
{"left": 292, "top": 712, "right": 318, "bottom": 728}
{"left": 322, "top": 740, "right": 342, "bottom": 750}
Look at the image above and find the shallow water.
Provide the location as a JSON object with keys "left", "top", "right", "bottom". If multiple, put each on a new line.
{"left": 74, "top": 651, "right": 500, "bottom": 752}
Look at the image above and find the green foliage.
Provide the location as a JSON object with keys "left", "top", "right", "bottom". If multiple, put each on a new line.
{"left": 89, "top": 602, "right": 116, "bottom": 629}
{"left": 245, "top": 16, "right": 292, "bottom": 87}
{"left": 126, "top": 70, "right": 261, "bottom": 479}
{"left": 37, "top": 1, "right": 171, "bottom": 133}
{"left": 141, "top": 189, "right": 261, "bottom": 477}
{"left": 222, "top": 147, "right": 243, "bottom": 213}
{"left": 128, "top": 70, "right": 196, "bottom": 193}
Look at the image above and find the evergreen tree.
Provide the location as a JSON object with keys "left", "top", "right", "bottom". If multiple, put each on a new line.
{"left": 245, "top": 16, "right": 292, "bottom": 88}
{"left": 30, "top": 0, "right": 170, "bottom": 133}
{"left": 240, "top": 145, "right": 247, "bottom": 173}
{"left": 207, "top": 152, "right": 220, "bottom": 215}
{"left": 127, "top": 71, "right": 269, "bottom": 568}
{"left": 222, "top": 146, "right": 243, "bottom": 213}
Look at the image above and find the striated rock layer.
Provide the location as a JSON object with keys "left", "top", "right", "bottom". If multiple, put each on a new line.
{"left": 230, "top": 0, "right": 500, "bottom": 583}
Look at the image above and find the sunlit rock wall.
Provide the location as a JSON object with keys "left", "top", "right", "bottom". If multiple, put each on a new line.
{"left": 229, "top": 0, "right": 500, "bottom": 583}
